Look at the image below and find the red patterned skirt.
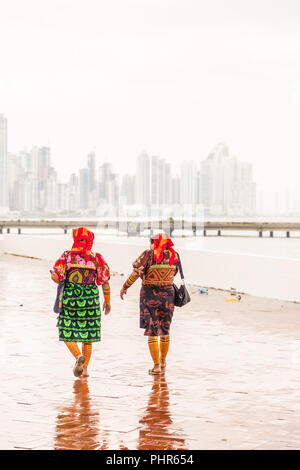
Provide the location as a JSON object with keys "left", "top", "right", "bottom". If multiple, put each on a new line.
{"left": 139, "top": 285, "right": 175, "bottom": 336}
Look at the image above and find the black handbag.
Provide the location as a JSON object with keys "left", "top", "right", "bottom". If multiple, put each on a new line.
{"left": 173, "top": 252, "right": 191, "bottom": 307}
{"left": 53, "top": 251, "right": 68, "bottom": 314}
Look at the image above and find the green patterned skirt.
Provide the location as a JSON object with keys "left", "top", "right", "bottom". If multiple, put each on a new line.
{"left": 57, "top": 282, "right": 101, "bottom": 342}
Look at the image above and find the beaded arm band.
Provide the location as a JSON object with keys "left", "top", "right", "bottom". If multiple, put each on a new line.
{"left": 123, "top": 271, "right": 139, "bottom": 290}
{"left": 102, "top": 286, "right": 111, "bottom": 303}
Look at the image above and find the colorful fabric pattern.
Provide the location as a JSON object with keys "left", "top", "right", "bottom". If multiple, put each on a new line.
{"left": 143, "top": 264, "right": 176, "bottom": 286}
{"left": 132, "top": 250, "right": 151, "bottom": 279}
{"left": 124, "top": 249, "right": 178, "bottom": 288}
{"left": 123, "top": 248, "right": 179, "bottom": 290}
{"left": 53, "top": 251, "right": 110, "bottom": 286}
{"left": 102, "top": 286, "right": 111, "bottom": 303}
{"left": 66, "top": 267, "right": 97, "bottom": 284}
{"left": 123, "top": 271, "right": 140, "bottom": 290}
{"left": 71, "top": 227, "right": 94, "bottom": 259}
{"left": 57, "top": 282, "right": 101, "bottom": 342}
{"left": 152, "top": 233, "right": 178, "bottom": 265}
{"left": 140, "top": 285, "right": 175, "bottom": 336}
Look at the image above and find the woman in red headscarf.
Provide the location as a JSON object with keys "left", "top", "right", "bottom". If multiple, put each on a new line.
{"left": 120, "top": 233, "right": 179, "bottom": 375}
{"left": 50, "top": 227, "right": 111, "bottom": 378}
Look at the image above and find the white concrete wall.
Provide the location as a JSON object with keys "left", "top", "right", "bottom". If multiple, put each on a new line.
{"left": 1, "top": 234, "right": 300, "bottom": 302}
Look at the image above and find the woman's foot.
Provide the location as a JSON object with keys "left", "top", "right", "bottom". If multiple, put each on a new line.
{"left": 160, "top": 358, "right": 166, "bottom": 370}
{"left": 82, "top": 367, "right": 89, "bottom": 378}
{"left": 149, "top": 364, "right": 161, "bottom": 375}
{"left": 73, "top": 355, "right": 86, "bottom": 377}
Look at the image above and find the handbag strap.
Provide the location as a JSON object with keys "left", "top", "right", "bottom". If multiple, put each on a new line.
{"left": 176, "top": 252, "right": 185, "bottom": 283}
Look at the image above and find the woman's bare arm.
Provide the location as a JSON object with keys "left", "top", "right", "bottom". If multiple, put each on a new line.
{"left": 120, "top": 270, "right": 140, "bottom": 299}
{"left": 102, "top": 281, "right": 111, "bottom": 315}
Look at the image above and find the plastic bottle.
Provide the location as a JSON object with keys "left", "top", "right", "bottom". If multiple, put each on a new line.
{"left": 226, "top": 294, "right": 241, "bottom": 302}
{"left": 199, "top": 288, "right": 208, "bottom": 295}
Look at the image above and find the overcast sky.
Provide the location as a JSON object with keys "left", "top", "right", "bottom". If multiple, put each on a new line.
{"left": 1, "top": 0, "right": 300, "bottom": 193}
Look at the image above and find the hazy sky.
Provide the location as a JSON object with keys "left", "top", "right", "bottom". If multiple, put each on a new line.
{"left": 1, "top": 0, "right": 300, "bottom": 193}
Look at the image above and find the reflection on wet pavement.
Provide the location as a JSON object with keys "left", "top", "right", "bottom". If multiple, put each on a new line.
{"left": 138, "top": 375, "right": 186, "bottom": 450}
{"left": 2, "top": 254, "right": 300, "bottom": 450}
{"left": 54, "top": 379, "right": 105, "bottom": 450}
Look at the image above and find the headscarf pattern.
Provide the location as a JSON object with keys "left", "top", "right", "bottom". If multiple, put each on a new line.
{"left": 71, "top": 227, "right": 94, "bottom": 259}
{"left": 152, "top": 233, "right": 178, "bottom": 265}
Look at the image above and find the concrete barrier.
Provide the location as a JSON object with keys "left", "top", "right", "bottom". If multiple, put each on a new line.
{"left": 1, "top": 234, "right": 300, "bottom": 303}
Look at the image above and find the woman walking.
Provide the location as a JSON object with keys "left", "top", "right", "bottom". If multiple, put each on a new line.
{"left": 120, "top": 233, "right": 179, "bottom": 375}
{"left": 51, "top": 227, "right": 111, "bottom": 378}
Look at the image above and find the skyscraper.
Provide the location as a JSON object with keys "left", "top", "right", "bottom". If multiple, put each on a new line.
{"left": 98, "top": 163, "right": 113, "bottom": 203}
{"left": 68, "top": 173, "right": 79, "bottom": 212}
{"left": 151, "top": 156, "right": 171, "bottom": 206}
{"left": 135, "top": 151, "right": 150, "bottom": 206}
{"left": 87, "top": 151, "right": 97, "bottom": 208}
{"left": 79, "top": 168, "right": 89, "bottom": 210}
{"left": 151, "top": 155, "right": 159, "bottom": 205}
{"left": 163, "top": 162, "right": 172, "bottom": 206}
{"left": 79, "top": 168, "right": 89, "bottom": 209}
{"left": 87, "top": 151, "right": 96, "bottom": 192}
{"left": 180, "top": 160, "right": 197, "bottom": 206}
{"left": 36, "top": 146, "right": 51, "bottom": 210}
{"left": 0, "top": 114, "right": 9, "bottom": 214}
{"left": 171, "top": 175, "right": 181, "bottom": 205}
{"left": 121, "top": 174, "right": 136, "bottom": 205}
{"left": 200, "top": 143, "right": 256, "bottom": 216}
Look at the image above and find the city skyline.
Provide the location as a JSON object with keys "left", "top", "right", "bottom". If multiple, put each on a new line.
{"left": 3, "top": 107, "right": 297, "bottom": 217}
{"left": 2, "top": 106, "right": 256, "bottom": 217}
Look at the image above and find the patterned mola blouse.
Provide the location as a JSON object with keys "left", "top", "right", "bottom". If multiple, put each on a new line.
{"left": 53, "top": 251, "right": 110, "bottom": 286}
{"left": 123, "top": 249, "right": 179, "bottom": 289}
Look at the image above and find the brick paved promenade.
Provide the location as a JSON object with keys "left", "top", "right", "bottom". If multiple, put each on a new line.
{"left": 1, "top": 254, "right": 300, "bottom": 450}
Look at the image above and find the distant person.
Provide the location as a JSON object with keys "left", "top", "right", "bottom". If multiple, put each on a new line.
{"left": 50, "top": 227, "right": 111, "bottom": 378}
{"left": 120, "top": 233, "right": 179, "bottom": 375}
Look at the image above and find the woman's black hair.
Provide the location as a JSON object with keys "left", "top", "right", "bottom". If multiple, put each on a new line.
{"left": 150, "top": 238, "right": 154, "bottom": 244}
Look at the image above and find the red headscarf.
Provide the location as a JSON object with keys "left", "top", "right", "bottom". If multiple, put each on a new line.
{"left": 71, "top": 227, "right": 94, "bottom": 259}
{"left": 152, "top": 233, "right": 178, "bottom": 265}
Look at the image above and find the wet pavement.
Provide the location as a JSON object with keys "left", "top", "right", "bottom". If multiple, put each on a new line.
{"left": 1, "top": 253, "right": 300, "bottom": 450}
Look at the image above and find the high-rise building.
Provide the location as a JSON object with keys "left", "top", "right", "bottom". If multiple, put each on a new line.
{"left": 87, "top": 151, "right": 96, "bottom": 192}
{"left": 36, "top": 146, "right": 51, "bottom": 210}
{"left": 87, "top": 151, "right": 97, "bottom": 208}
{"left": 141, "top": 154, "right": 173, "bottom": 208}
{"left": 135, "top": 151, "right": 150, "bottom": 206}
{"left": 8, "top": 153, "right": 20, "bottom": 210}
{"left": 98, "top": 163, "right": 113, "bottom": 203}
{"left": 79, "top": 168, "right": 89, "bottom": 210}
{"left": 163, "top": 162, "right": 172, "bottom": 206}
{"left": 2, "top": 132, "right": 261, "bottom": 217}
{"left": 107, "top": 173, "right": 119, "bottom": 209}
{"left": 171, "top": 175, "right": 181, "bottom": 205}
{"left": 57, "top": 183, "right": 69, "bottom": 213}
{"left": 45, "top": 166, "right": 58, "bottom": 212}
{"left": 180, "top": 160, "right": 197, "bottom": 206}
{"left": 199, "top": 143, "right": 256, "bottom": 216}
{"left": 151, "top": 155, "right": 168, "bottom": 205}
{"left": 151, "top": 155, "right": 159, "bottom": 205}
{"left": 121, "top": 174, "right": 136, "bottom": 205}
{"left": 0, "top": 114, "right": 9, "bottom": 214}
{"left": 151, "top": 157, "right": 172, "bottom": 206}
{"left": 68, "top": 173, "right": 79, "bottom": 212}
